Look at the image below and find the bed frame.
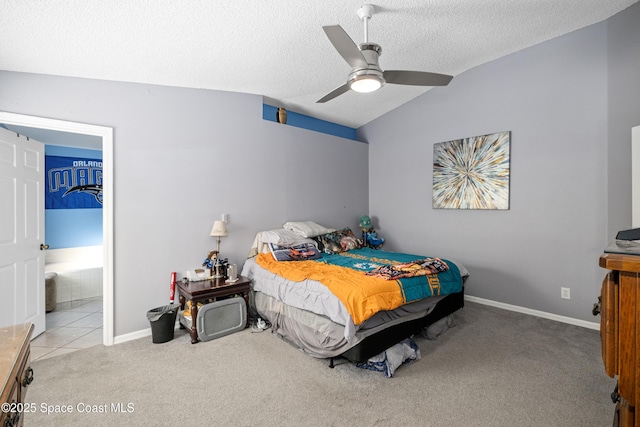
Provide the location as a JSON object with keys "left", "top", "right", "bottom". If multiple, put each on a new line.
{"left": 328, "top": 288, "right": 465, "bottom": 368}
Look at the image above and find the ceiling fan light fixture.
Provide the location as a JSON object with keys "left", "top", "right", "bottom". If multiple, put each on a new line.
{"left": 317, "top": 5, "right": 453, "bottom": 103}
{"left": 348, "top": 73, "right": 385, "bottom": 93}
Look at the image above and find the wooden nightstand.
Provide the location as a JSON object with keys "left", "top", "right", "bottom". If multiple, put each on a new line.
{"left": 177, "top": 276, "right": 251, "bottom": 344}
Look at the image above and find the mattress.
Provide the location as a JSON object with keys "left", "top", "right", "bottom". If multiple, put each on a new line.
{"left": 242, "top": 238, "right": 469, "bottom": 361}
{"left": 242, "top": 253, "right": 468, "bottom": 339}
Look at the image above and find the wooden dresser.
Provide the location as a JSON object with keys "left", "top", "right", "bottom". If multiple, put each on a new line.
{"left": 0, "top": 323, "right": 34, "bottom": 427}
{"left": 600, "top": 253, "right": 640, "bottom": 426}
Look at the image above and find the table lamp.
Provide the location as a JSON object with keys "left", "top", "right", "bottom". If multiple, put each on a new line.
{"left": 210, "top": 220, "right": 228, "bottom": 278}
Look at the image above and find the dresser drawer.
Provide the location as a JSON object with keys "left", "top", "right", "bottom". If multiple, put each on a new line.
{"left": 0, "top": 381, "right": 20, "bottom": 427}
{"left": 16, "top": 347, "right": 32, "bottom": 405}
{"left": 600, "top": 271, "right": 618, "bottom": 378}
{"left": 1, "top": 323, "right": 34, "bottom": 427}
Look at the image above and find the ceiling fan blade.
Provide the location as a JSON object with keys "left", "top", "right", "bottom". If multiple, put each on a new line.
{"left": 383, "top": 70, "right": 453, "bottom": 86}
{"left": 322, "top": 25, "right": 368, "bottom": 69}
{"left": 316, "top": 83, "right": 350, "bottom": 103}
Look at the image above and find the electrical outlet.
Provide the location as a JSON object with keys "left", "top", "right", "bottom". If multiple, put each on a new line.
{"left": 561, "top": 287, "right": 570, "bottom": 300}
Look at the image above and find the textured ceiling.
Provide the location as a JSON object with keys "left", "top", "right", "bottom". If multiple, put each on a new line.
{"left": 0, "top": 0, "right": 637, "bottom": 128}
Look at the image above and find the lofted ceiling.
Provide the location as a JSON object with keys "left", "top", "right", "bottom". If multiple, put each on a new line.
{"left": 0, "top": 0, "right": 637, "bottom": 129}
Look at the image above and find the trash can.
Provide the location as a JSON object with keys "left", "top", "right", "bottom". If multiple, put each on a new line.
{"left": 147, "top": 304, "right": 180, "bottom": 344}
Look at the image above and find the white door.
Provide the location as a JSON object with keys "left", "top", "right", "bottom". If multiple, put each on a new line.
{"left": 0, "top": 127, "right": 46, "bottom": 337}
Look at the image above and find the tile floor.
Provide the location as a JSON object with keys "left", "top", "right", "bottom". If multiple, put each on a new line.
{"left": 31, "top": 296, "right": 103, "bottom": 361}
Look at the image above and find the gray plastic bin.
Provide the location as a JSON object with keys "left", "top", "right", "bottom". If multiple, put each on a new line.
{"left": 189, "top": 297, "right": 246, "bottom": 342}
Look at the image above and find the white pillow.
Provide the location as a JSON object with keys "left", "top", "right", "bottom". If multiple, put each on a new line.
{"left": 261, "top": 228, "right": 313, "bottom": 246}
{"left": 282, "top": 221, "right": 334, "bottom": 238}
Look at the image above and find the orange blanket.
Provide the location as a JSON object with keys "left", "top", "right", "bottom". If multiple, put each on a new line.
{"left": 256, "top": 252, "right": 404, "bottom": 324}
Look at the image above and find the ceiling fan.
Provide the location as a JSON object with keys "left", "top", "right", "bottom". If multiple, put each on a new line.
{"left": 317, "top": 4, "right": 453, "bottom": 103}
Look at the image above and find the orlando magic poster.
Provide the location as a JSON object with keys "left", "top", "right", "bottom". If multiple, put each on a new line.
{"left": 45, "top": 156, "right": 103, "bottom": 209}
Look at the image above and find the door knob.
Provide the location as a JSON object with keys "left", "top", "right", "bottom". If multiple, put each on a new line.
{"left": 40, "top": 243, "right": 49, "bottom": 250}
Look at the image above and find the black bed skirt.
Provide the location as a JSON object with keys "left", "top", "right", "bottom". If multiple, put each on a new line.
{"left": 338, "top": 289, "right": 465, "bottom": 364}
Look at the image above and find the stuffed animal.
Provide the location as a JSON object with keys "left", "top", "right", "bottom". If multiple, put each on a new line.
{"left": 365, "top": 230, "right": 385, "bottom": 249}
{"left": 359, "top": 215, "right": 384, "bottom": 249}
{"left": 203, "top": 250, "right": 218, "bottom": 270}
{"left": 203, "top": 251, "right": 230, "bottom": 277}
{"left": 359, "top": 215, "right": 372, "bottom": 231}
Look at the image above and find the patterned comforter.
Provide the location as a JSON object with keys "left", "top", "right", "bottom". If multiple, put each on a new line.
{"left": 255, "top": 247, "right": 463, "bottom": 325}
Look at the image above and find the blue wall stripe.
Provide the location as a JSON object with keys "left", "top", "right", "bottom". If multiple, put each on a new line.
{"left": 263, "top": 104, "right": 357, "bottom": 141}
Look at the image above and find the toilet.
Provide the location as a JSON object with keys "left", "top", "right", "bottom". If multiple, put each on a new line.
{"left": 45, "top": 272, "right": 57, "bottom": 312}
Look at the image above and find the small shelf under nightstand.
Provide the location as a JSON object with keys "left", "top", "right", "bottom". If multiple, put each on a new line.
{"left": 176, "top": 276, "right": 251, "bottom": 344}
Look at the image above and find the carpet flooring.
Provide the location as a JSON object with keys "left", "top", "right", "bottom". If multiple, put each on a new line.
{"left": 24, "top": 301, "right": 615, "bottom": 427}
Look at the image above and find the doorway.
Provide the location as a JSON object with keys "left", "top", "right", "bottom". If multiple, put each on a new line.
{"left": 0, "top": 111, "right": 115, "bottom": 346}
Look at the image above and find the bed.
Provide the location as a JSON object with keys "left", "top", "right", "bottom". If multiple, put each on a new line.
{"left": 241, "top": 222, "right": 469, "bottom": 367}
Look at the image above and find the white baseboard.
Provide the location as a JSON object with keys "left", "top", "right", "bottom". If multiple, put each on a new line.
{"left": 113, "top": 323, "right": 182, "bottom": 345}
{"left": 465, "top": 295, "right": 600, "bottom": 331}
{"left": 114, "top": 328, "right": 151, "bottom": 345}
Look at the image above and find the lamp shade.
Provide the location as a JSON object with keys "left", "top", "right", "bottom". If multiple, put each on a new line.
{"left": 210, "top": 221, "right": 228, "bottom": 237}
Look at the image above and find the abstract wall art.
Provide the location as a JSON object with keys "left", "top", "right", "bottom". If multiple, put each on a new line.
{"left": 432, "top": 131, "right": 510, "bottom": 210}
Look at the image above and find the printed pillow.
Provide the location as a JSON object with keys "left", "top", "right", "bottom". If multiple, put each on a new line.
{"left": 282, "top": 221, "right": 334, "bottom": 238}
{"left": 314, "top": 228, "right": 363, "bottom": 254}
{"left": 261, "top": 228, "right": 316, "bottom": 247}
{"left": 269, "top": 242, "right": 321, "bottom": 262}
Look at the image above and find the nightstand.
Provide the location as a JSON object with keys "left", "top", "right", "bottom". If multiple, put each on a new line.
{"left": 177, "top": 276, "right": 251, "bottom": 344}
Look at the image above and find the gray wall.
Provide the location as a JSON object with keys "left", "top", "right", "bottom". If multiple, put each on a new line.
{"left": 607, "top": 3, "right": 640, "bottom": 237}
{"left": 0, "top": 73, "right": 368, "bottom": 335}
{"left": 359, "top": 3, "right": 640, "bottom": 323}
